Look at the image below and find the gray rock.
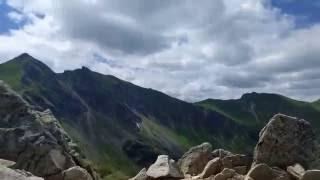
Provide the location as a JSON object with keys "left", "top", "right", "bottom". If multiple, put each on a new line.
{"left": 199, "top": 157, "right": 222, "bottom": 178}
{"left": 213, "top": 168, "right": 243, "bottom": 180}
{"left": 178, "top": 142, "right": 213, "bottom": 176}
{"left": 287, "top": 163, "right": 305, "bottom": 179}
{"left": 246, "top": 163, "right": 291, "bottom": 180}
{"left": 129, "top": 168, "right": 148, "bottom": 180}
{"left": 0, "top": 165, "right": 43, "bottom": 180}
{"left": 221, "top": 154, "right": 251, "bottom": 169}
{"left": 63, "top": 166, "right": 93, "bottom": 180}
{"left": 212, "top": 149, "right": 233, "bottom": 159}
{"left": 0, "top": 81, "right": 98, "bottom": 180}
{"left": 253, "top": 114, "right": 318, "bottom": 169}
{"left": 147, "top": 155, "right": 183, "bottom": 179}
{"left": 300, "top": 170, "right": 320, "bottom": 180}
{"left": 246, "top": 164, "right": 274, "bottom": 180}
{"left": 0, "top": 159, "right": 16, "bottom": 167}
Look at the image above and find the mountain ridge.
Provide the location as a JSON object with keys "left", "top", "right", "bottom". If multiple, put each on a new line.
{"left": 0, "top": 53, "right": 257, "bottom": 180}
{"left": 1, "top": 53, "right": 320, "bottom": 180}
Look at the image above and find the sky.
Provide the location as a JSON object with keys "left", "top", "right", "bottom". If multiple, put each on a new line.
{"left": 0, "top": 0, "right": 320, "bottom": 102}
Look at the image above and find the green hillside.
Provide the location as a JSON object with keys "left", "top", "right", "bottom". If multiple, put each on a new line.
{"left": 0, "top": 54, "right": 255, "bottom": 180}
{"left": 197, "top": 92, "right": 320, "bottom": 134}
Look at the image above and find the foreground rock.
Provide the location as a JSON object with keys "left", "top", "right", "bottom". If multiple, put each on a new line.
{"left": 253, "top": 114, "right": 319, "bottom": 169}
{"left": 147, "top": 155, "right": 183, "bottom": 179}
{"left": 287, "top": 163, "right": 305, "bottom": 179}
{"left": 198, "top": 157, "right": 221, "bottom": 178}
{"left": 246, "top": 163, "right": 290, "bottom": 180}
{"left": 300, "top": 170, "right": 320, "bottom": 180}
{"left": 63, "top": 166, "right": 93, "bottom": 180}
{"left": 0, "top": 165, "right": 43, "bottom": 180}
{"left": 0, "top": 81, "right": 99, "bottom": 180}
{"left": 178, "top": 142, "right": 213, "bottom": 176}
{"left": 130, "top": 114, "right": 320, "bottom": 180}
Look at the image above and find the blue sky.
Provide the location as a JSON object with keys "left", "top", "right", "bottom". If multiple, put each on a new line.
{"left": 271, "top": 0, "right": 320, "bottom": 27}
{"left": 0, "top": 2, "right": 19, "bottom": 33}
{"left": 0, "top": 0, "right": 320, "bottom": 102}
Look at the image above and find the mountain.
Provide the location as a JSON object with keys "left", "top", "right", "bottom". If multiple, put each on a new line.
{"left": 196, "top": 92, "right": 320, "bottom": 134}
{"left": 0, "top": 54, "right": 255, "bottom": 180}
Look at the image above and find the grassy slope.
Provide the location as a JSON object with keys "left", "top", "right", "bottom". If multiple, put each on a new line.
{"left": 3, "top": 54, "right": 319, "bottom": 179}
{"left": 0, "top": 54, "right": 255, "bottom": 179}
{"left": 197, "top": 93, "right": 320, "bottom": 134}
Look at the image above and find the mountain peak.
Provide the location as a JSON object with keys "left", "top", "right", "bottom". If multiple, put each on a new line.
{"left": 17, "top": 53, "right": 33, "bottom": 59}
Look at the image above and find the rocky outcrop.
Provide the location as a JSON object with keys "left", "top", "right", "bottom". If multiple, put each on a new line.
{"left": 198, "top": 157, "right": 221, "bottom": 178}
{"left": 0, "top": 164, "right": 43, "bottom": 180}
{"left": 63, "top": 166, "right": 93, "bottom": 180}
{"left": 253, "top": 114, "right": 319, "bottom": 169}
{"left": 0, "top": 81, "right": 99, "bottom": 180}
{"left": 130, "top": 113, "right": 320, "bottom": 180}
{"left": 300, "top": 170, "right": 320, "bottom": 180}
{"left": 178, "top": 142, "right": 213, "bottom": 176}
{"left": 287, "top": 164, "right": 305, "bottom": 179}
{"left": 146, "top": 155, "right": 183, "bottom": 179}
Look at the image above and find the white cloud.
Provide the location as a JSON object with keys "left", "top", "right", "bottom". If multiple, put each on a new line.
{"left": 7, "top": 11, "right": 24, "bottom": 23}
{"left": 1, "top": 0, "right": 320, "bottom": 102}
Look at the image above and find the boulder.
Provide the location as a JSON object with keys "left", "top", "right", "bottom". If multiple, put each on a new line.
{"left": 221, "top": 154, "right": 251, "bottom": 169}
{"left": 212, "top": 149, "right": 233, "bottom": 159}
{"left": 253, "top": 114, "right": 318, "bottom": 169}
{"left": 198, "top": 157, "right": 222, "bottom": 178}
{"left": 63, "top": 166, "right": 93, "bottom": 180}
{"left": 287, "top": 163, "right": 305, "bottom": 179}
{"left": 213, "top": 168, "right": 244, "bottom": 180}
{"left": 246, "top": 164, "right": 274, "bottom": 180}
{"left": 129, "top": 168, "right": 148, "bottom": 180}
{"left": 147, "top": 155, "right": 183, "bottom": 179}
{"left": 246, "top": 163, "right": 291, "bottom": 180}
{"left": 0, "top": 159, "right": 16, "bottom": 167}
{"left": 0, "top": 165, "right": 43, "bottom": 180}
{"left": 0, "top": 80, "right": 98, "bottom": 180}
{"left": 178, "top": 143, "right": 213, "bottom": 176}
{"left": 300, "top": 170, "right": 320, "bottom": 180}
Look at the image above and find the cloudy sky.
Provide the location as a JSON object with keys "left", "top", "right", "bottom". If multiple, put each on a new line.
{"left": 0, "top": 0, "right": 319, "bottom": 102}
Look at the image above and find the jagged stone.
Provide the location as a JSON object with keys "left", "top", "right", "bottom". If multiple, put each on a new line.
{"left": 300, "top": 170, "right": 320, "bottom": 180}
{"left": 246, "top": 163, "right": 291, "bottom": 180}
{"left": 246, "top": 164, "right": 274, "bottom": 180}
{"left": 0, "top": 165, "right": 43, "bottom": 180}
{"left": 147, "top": 155, "right": 183, "bottom": 179}
{"left": 178, "top": 142, "right": 213, "bottom": 176}
{"left": 287, "top": 163, "right": 305, "bottom": 179}
{"left": 198, "top": 157, "right": 222, "bottom": 178}
{"left": 212, "top": 149, "right": 233, "bottom": 159}
{"left": 63, "top": 166, "right": 93, "bottom": 180}
{"left": 129, "top": 168, "right": 148, "bottom": 180}
{"left": 213, "top": 168, "right": 244, "bottom": 180}
{"left": 221, "top": 154, "right": 251, "bottom": 169}
{"left": 0, "top": 159, "right": 16, "bottom": 167}
{"left": 253, "top": 114, "right": 319, "bottom": 169}
{"left": 0, "top": 81, "right": 98, "bottom": 180}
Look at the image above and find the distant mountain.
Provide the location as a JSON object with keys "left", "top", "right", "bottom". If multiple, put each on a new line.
{"left": 0, "top": 54, "right": 255, "bottom": 180}
{"left": 196, "top": 92, "right": 320, "bottom": 134}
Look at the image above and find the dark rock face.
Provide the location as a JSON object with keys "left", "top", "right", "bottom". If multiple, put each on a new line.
{"left": 178, "top": 142, "right": 213, "bottom": 176}
{"left": 253, "top": 114, "right": 319, "bottom": 169}
{"left": 0, "top": 81, "right": 98, "bottom": 180}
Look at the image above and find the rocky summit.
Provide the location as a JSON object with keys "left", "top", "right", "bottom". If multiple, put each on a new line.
{"left": 130, "top": 113, "right": 320, "bottom": 180}
{"left": 0, "top": 81, "right": 99, "bottom": 180}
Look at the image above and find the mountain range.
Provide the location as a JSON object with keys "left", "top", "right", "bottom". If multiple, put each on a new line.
{"left": 0, "top": 53, "right": 319, "bottom": 180}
